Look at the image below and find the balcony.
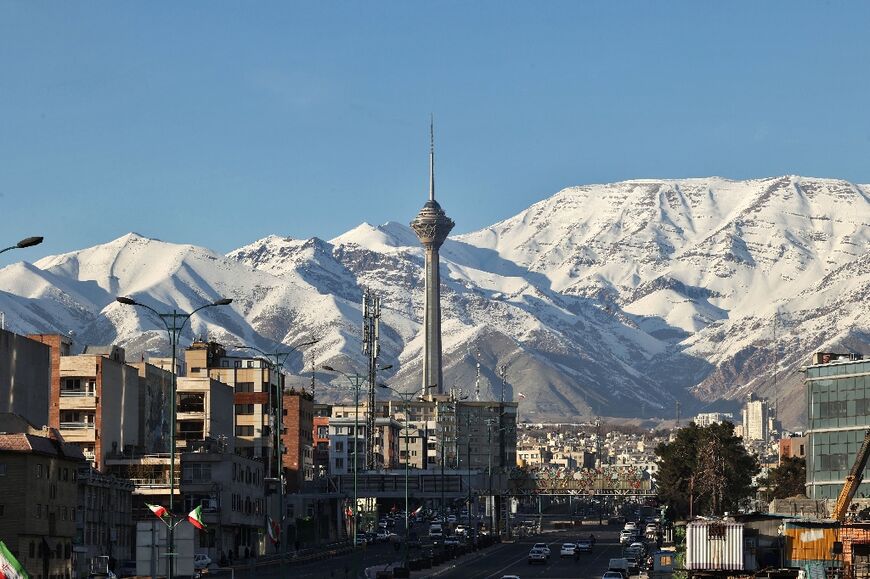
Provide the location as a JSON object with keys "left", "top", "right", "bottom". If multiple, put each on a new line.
{"left": 59, "top": 390, "right": 97, "bottom": 410}
{"left": 59, "top": 422, "right": 96, "bottom": 442}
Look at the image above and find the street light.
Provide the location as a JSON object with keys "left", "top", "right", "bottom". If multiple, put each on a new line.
{"left": 379, "top": 383, "right": 434, "bottom": 571}
{"left": 116, "top": 295, "right": 232, "bottom": 579}
{"left": 0, "top": 236, "right": 43, "bottom": 255}
{"left": 322, "top": 364, "right": 392, "bottom": 550}
{"left": 231, "top": 339, "right": 319, "bottom": 556}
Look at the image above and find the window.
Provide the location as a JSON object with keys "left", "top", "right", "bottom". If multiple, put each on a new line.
{"left": 317, "top": 426, "right": 328, "bottom": 438}
{"left": 236, "top": 382, "right": 254, "bottom": 393}
{"left": 335, "top": 458, "right": 344, "bottom": 469}
{"left": 235, "top": 426, "right": 255, "bottom": 436}
{"left": 35, "top": 503, "right": 41, "bottom": 518}
{"left": 236, "top": 404, "right": 254, "bottom": 415}
{"left": 335, "top": 441, "right": 344, "bottom": 453}
{"left": 36, "top": 464, "right": 43, "bottom": 479}
{"left": 29, "top": 542, "right": 34, "bottom": 558}
{"left": 0, "top": 463, "right": 6, "bottom": 476}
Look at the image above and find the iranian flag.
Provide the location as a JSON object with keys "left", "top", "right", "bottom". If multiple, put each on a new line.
{"left": 412, "top": 505, "right": 423, "bottom": 516}
{"left": 267, "top": 516, "right": 280, "bottom": 545}
{"left": 187, "top": 505, "right": 205, "bottom": 530}
{"left": 0, "top": 540, "right": 29, "bottom": 579}
{"left": 146, "top": 503, "right": 168, "bottom": 519}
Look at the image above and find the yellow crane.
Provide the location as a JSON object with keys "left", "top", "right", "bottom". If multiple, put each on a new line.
{"left": 832, "top": 429, "right": 870, "bottom": 521}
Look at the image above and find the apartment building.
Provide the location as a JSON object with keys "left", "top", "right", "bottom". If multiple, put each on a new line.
{"left": 175, "top": 376, "right": 234, "bottom": 452}
{"left": 313, "top": 406, "right": 330, "bottom": 478}
{"left": 56, "top": 345, "right": 140, "bottom": 471}
{"left": 455, "top": 401, "right": 518, "bottom": 470}
{"left": 1, "top": 329, "right": 52, "bottom": 427}
{"left": 327, "top": 417, "right": 401, "bottom": 475}
{"left": 742, "top": 395, "right": 770, "bottom": 442}
{"left": 128, "top": 361, "right": 173, "bottom": 454}
{"left": 0, "top": 413, "right": 85, "bottom": 579}
{"left": 74, "top": 466, "right": 134, "bottom": 579}
{"left": 185, "top": 341, "right": 280, "bottom": 463}
{"left": 281, "top": 389, "right": 314, "bottom": 492}
{"left": 181, "top": 439, "right": 266, "bottom": 560}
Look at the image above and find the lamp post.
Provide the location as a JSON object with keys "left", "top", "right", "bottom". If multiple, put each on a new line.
{"left": 322, "top": 364, "right": 392, "bottom": 550}
{"left": 0, "top": 236, "right": 43, "bottom": 255}
{"left": 232, "top": 339, "right": 319, "bottom": 556}
{"left": 116, "top": 295, "right": 232, "bottom": 579}
{"left": 378, "top": 383, "right": 433, "bottom": 571}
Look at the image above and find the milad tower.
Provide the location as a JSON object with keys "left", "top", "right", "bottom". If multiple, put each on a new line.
{"left": 410, "top": 121, "right": 454, "bottom": 397}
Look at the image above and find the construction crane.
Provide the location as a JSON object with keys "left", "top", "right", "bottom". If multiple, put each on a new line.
{"left": 832, "top": 428, "right": 870, "bottom": 521}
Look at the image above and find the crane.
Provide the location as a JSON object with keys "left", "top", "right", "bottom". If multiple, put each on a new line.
{"left": 832, "top": 428, "right": 870, "bottom": 521}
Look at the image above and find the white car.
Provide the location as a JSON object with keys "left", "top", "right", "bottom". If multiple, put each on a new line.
{"left": 560, "top": 543, "right": 577, "bottom": 557}
{"left": 533, "top": 543, "right": 550, "bottom": 558}
{"left": 193, "top": 554, "right": 211, "bottom": 570}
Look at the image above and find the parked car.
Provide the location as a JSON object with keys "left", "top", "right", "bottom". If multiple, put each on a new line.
{"left": 528, "top": 548, "right": 547, "bottom": 565}
{"left": 193, "top": 554, "right": 212, "bottom": 570}
{"left": 560, "top": 543, "right": 577, "bottom": 557}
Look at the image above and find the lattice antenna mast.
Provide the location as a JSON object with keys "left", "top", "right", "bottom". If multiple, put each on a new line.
{"left": 475, "top": 346, "right": 481, "bottom": 402}
{"left": 362, "top": 289, "right": 382, "bottom": 470}
{"left": 310, "top": 349, "right": 316, "bottom": 398}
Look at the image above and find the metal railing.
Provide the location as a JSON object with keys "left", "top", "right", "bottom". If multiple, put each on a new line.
{"left": 60, "top": 422, "right": 95, "bottom": 429}
{"left": 60, "top": 390, "right": 96, "bottom": 397}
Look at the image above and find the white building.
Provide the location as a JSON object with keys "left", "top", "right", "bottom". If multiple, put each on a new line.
{"left": 742, "top": 396, "right": 769, "bottom": 441}
{"left": 694, "top": 412, "right": 735, "bottom": 427}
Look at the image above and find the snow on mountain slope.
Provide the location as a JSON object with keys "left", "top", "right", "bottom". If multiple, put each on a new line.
{"left": 0, "top": 177, "right": 867, "bottom": 427}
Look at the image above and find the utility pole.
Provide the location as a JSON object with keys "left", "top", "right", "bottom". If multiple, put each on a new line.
{"left": 363, "top": 289, "right": 381, "bottom": 471}
{"left": 676, "top": 401, "right": 681, "bottom": 428}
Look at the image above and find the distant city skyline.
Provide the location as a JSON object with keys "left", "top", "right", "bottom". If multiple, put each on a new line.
{"left": 3, "top": 2, "right": 870, "bottom": 266}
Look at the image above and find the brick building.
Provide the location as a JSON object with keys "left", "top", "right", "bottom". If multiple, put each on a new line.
{"left": 281, "top": 389, "right": 314, "bottom": 492}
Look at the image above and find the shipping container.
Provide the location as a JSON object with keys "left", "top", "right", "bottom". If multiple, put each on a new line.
{"left": 783, "top": 520, "right": 840, "bottom": 566}
{"left": 685, "top": 520, "right": 745, "bottom": 571}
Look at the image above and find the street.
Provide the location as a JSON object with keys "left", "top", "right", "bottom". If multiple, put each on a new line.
{"left": 206, "top": 523, "right": 621, "bottom": 579}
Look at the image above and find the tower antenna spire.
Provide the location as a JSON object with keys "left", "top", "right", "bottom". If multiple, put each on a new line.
{"left": 429, "top": 114, "right": 435, "bottom": 202}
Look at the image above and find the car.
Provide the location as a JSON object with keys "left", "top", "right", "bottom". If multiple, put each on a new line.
{"left": 533, "top": 543, "right": 550, "bottom": 558}
{"left": 603, "top": 572, "right": 625, "bottom": 579}
{"left": 528, "top": 548, "right": 547, "bottom": 564}
{"left": 576, "top": 539, "right": 593, "bottom": 552}
{"left": 560, "top": 543, "right": 577, "bottom": 557}
{"left": 619, "top": 531, "right": 634, "bottom": 545}
{"left": 624, "top": 521, "right": 638, "bottom": 531}
{"left": 501, "top": 576, "right": 521, "bottom": 579}
{"left": 429, "top": 523, "right": 444, "bottom": 538}
{"left": 455, "top": 524, "right": 468, "bottom": 536}
{"left": 444, "top": 535, "right": 461, "bottom": 546}
{"left": 193, "top": 554, "right": 212, "bottom": 570}
{"left": 626, "top": 542, "right": 645, "bottom": 557}
{"left": 447, "top": 514, "right": 457, "bottom": 524}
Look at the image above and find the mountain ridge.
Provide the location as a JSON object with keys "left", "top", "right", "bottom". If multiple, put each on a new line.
{"left": 1, "top": 176, "right": 868, "bottom": 428}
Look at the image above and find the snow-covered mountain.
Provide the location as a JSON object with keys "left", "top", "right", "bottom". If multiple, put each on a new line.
{"left": 2, "top": 176, "right": 868, "bottom": 428}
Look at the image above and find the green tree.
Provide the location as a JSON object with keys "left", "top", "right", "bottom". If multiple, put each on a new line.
{"left": 759, "top": 456, "right": 806, "bottom": 501}
{"left": 655, "top": 421, "right": 759, "bottom": 519}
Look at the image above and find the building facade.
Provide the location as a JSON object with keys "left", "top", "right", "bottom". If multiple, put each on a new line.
{"left": 56, "top": 345, "right": 140, "bottom": 471}
{"left": 742, "top": 395, "right": 770, "bottom": 442}
{"left": 0, "top": 415, "right": 85, "bottom": 579}
{"left": 1, "top": 329, "right": 52, "bottom": 427}
{"left": 805, "top": 352, "right": 870, "bottom": 499}
{"left": 281, "top": 390, "right": 314, "bottom": 492}
{"left": 74, "top": 466, "right": 134, "bottom": 579}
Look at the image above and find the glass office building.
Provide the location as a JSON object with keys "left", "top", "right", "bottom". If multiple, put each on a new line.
{"left": 806, "top": 354, "right": 870, "bottom": 499}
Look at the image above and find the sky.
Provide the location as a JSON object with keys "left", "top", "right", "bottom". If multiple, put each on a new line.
{"left": 2, "top": 1, "right": 870, "bottom": 266}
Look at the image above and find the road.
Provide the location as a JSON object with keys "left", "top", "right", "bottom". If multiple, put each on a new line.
{"left": 208, "top": 523, "right": 622, "bottom": 579}
{"left": 436, "top": 526, "right": 622, "bottom": 579}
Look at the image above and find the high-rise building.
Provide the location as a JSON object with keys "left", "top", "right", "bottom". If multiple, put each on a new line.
{"left": 742, "top": 395, "right": 769, "bottom": 442}
{"left": 410, "top": 121, "right": 454, "bottom": 396}
{"left": 694, "top": 412, "right": 735, "bottom": 427}
{"left": 805, "top": 352, "right": 870, "bottom": 499}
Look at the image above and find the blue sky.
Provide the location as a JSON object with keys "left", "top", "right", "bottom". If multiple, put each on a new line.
{"left": 2, "top": 2, "right": 870, "bottom": 266}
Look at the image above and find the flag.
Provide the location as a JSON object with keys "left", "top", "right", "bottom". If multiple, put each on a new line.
{"left": 518, "top": 392, "right": 526, "bottom": 400}
{"left": 267, "top": 516, "right": 280, "bottom": 545}
{"left": 345, "top": 506, "right": 353, "bottom": 518}
{"left": 187, "top": 505, "right": 205, "bottom": 530}
{"left": 146, "top": 503, "right": 168, "bottom": 519}
{"left": 0, "top": 541, "right": 29, "bottom": 579}
{"left": 412, "top": 505, "right": 423, "bottom": 516}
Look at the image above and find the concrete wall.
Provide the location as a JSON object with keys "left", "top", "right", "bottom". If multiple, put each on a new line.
{"left": 0, "top": 329, "right": 50, "bottom": 427}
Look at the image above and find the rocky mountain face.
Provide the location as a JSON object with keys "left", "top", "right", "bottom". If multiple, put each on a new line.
{"left": 1, "top": 176, "right": 868, "bottom": 428}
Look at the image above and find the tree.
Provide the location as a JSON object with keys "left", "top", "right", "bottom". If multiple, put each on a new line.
{"left": 759, "top": 456, "right": 806, "bottom": 501}
{"left": 655, "top": 421, "right": 759, "bottom": 519}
